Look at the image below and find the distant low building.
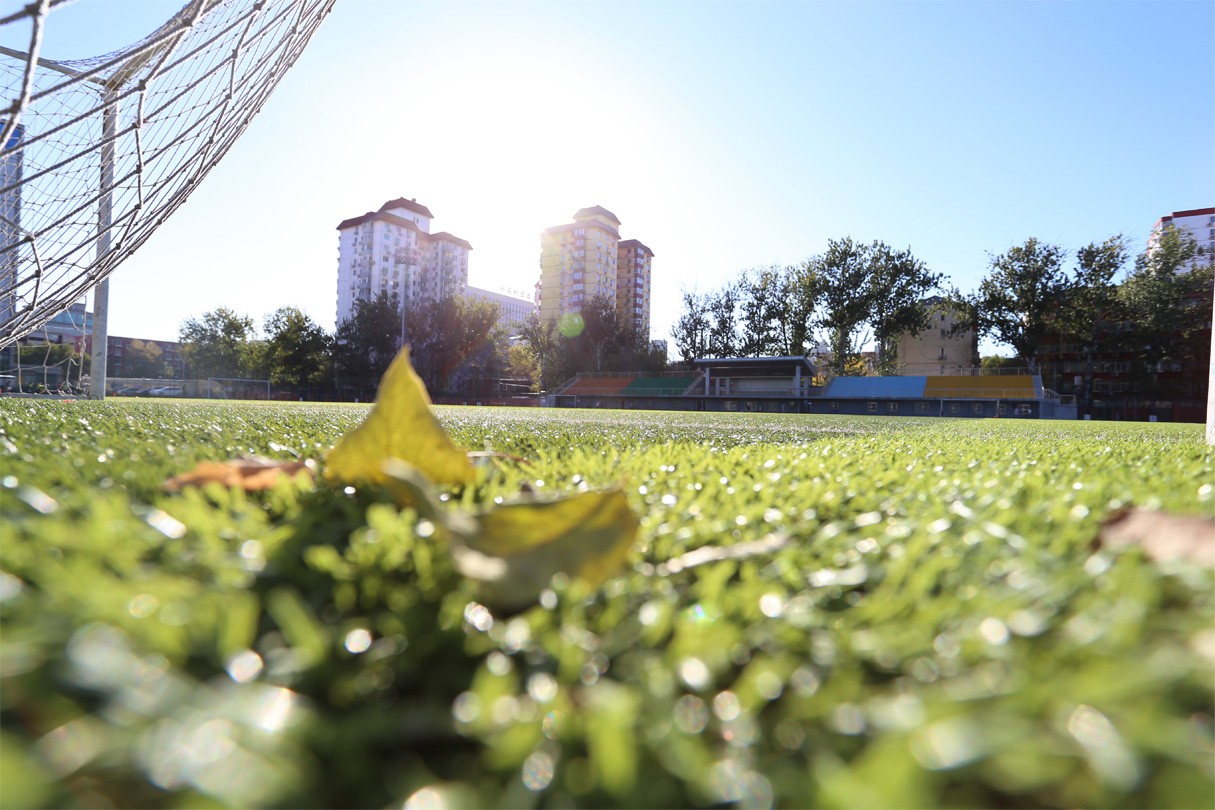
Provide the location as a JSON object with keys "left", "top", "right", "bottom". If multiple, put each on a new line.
{"left": 894, "top": 297, "right": 980, "bottom": 375}
{"left": 465, "top": 285, "right": 534, "bottom": 331}
{"left": 81, "top": 334, "right": 185, "bottom": 379}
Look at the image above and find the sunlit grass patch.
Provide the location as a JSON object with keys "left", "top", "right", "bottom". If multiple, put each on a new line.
{"left": 1, "top": 400, "right": 1211, "bottom": 808}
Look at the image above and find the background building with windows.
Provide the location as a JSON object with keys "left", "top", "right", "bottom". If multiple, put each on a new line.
{"left": 536, "top": 206, "right": 653, "bottom": 338}
{"left": 616, "top": 239, "right": 654, "bottom": 337}
{"left": 335, "top": 197, "right": 472, "bottom": 329}
{"left": 465, "top": 285, "right": 534, "bottom": 331}
{"left": 894, "top": 296, "right": 980, "bottom": 374}
{"left": 1147, "top": 206, "right": 1215, "bottom": 268}
{"left": 537, "top": 206, "right": 620, "bottom": 324}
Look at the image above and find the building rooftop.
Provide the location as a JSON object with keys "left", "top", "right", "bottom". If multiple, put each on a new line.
{"left": 378, "top": 197, "right": 435, "bottom": 218}
{"left": 541, "top": 220, "right": 621, "bottom": 239}
{"left": 619, "top": 238, "right": 654, "bottom": 257}
{"left": 573, "top": 205, "right": 621, "bottom": 225}
{"left": 429, "top": 231, "right": 473, "bottom": 251}
{"left": 692, "top": 356, "right": 817, "bottom": 377}
{"left": 336, "top": 211, "right": 426, "bottom": 231}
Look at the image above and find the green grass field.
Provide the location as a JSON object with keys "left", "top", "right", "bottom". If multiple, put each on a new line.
{"left": 1, "top": 400, "right": 1212, "bottom": 809}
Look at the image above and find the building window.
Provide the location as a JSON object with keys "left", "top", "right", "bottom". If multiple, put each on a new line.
{"left": 867, "top": 402, "right": 878, "bottom": 413}
{"left": 947, "top": 403, "right": 961, "bottom": 415}
{"left": 972, "top": 403, "right": 984, "bottom": 415}
{"left": 915, "top": 401, "right": 929, "bottom": 414}
{"left": 830, "top": 401, "right": 839, "bottom": 412}
{"left": 887, "top": 402, "right": 898, "bottom": 413}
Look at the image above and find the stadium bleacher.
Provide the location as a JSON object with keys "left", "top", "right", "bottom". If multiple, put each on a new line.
{"left": 621, "top": 377, "right": 698, "bottom": 396}
{"left": 824, "top": 376, "right": 928, "bottom": 398}
{"left": 923, "top": 376, "right": 1035, "bottom": 399}
{"left": 561, "top": 377, "right": 636, "bottom": 396}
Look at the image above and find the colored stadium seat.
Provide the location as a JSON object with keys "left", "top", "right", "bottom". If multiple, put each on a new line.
{"left": 923, "top": 376, "right": 1035, "bottom": 399}
{"left": 621, "top": 377, "right": 698, "bottom": 396}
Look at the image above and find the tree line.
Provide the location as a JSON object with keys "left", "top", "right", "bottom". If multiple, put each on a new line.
{"left": 672, "top": 238, "right": 943, "bottom": 376}
{"left": 673, "top": 227, "right": 1213, "bottom": 412}
{"left": 175, "top": 290, "right": 665, "bottom": 398}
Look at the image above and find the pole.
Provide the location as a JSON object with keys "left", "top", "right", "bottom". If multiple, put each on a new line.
{"left": 89, "top": 88, "right": 117, "bottom": 400}
{"left": 1206, "top": 274, "right": 1214, "bottom": 444}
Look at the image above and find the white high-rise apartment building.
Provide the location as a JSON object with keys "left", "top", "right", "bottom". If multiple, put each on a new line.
{"left": 1146, "top": 207, "right": 1215, "bottom": 269}
{"left": 335, "top": 197, "right": 472, "bottom": 328}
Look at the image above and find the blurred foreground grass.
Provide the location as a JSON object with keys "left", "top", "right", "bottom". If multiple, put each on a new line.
{"left": 1, "top": 400, "right": 1212, "bottom": 808}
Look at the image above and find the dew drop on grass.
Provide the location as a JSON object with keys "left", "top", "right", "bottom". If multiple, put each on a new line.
{"left": 464, "top": 602, "right": 494, "bottom": 632}
{"left": 759, "top": 593, "right": 783, "bottom": 618}
{"left": 521, "top": 750, "right": 555, "bottom": 791}
{"left": 528, "top": 673, "right": 558, "bottom": 703}
{"left": 979, "top": 618, "right": 1010, "bottom": 646}
{"left": 713, "top": 691, "right": 741, "bottom": 721}
{"left": 17, "top": 486, "right": 57, "bottom": 514}
{"left": 452, "top": 691, "right": 480, "bottom": 723}
{"left": 673, "top": 695, "right": 709, "bottom": 734}
{"left": 486, "top": 651, "right": 512, "bottom": 676}
{"left": 127, "top": 593, "right": 158, "bottom": 618}
{"left": 541, "top": 709, "right": 563, "bottom": 739}
{"left": 344, "top": 628, "right": 372, "bottom": 653}
{"left": 679, "top": 657, "right": 710, "bottom": 690}
{"left": 225, "top": 649, "right": 264, "bottom": 683}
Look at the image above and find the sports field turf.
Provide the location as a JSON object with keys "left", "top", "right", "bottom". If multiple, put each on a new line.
{"left": 1, "top": 400, "right": 1212, "bottom": 808}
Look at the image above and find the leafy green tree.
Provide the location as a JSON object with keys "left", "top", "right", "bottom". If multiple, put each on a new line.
{"left": 671, "top": 289, "right": 711, "bottom": 363}
{"left": 814, "top": 237, "right": 872, "bottom": 375}
{"left": 19, "top": 342, "right": 89, "bottom": 388}
{"left": 507, "top": 343, "right": 541, "bottom": 392}
{"left": 1057, "top": 236, "right": 1128, "bottom": 416}
{"left": 1118, "top": 225, "right": 1213, "bottom": 391}
{"left": 334, "top": 292, "right": 402, "bottom": 396}
{"left": 406, "top": 295, "right": 504, "bottom": 395}
{"left": 554, "top": 295, "right": 620, "bottom": 379}
{"left": 964, "top": 238, "right": 1071, "bottom": 372}
{"left": 264, "top": 306, "right": 332, "bottom": 393}
{"left": 179, "top": 306, "right": 258, "bottom": 379}
{"left": 737, "top": 266, "right": 783, "bottom": 356}
{"left": 706, "top": 283, "right": 739, "bottom": 358}
{"left": 778, "top": 261, "right": 821, "bottom": 357}
{"left": 124, "top": 339, "right": 165, "bottom": 378}
{"left": 980, "top": 355, "right": 1022, "bottom": 370}
{"left": 518, "top": 312, "right": 558, "bottom": 391}
{"left": 866, "top": 242, "right": 942, "bottom": 375}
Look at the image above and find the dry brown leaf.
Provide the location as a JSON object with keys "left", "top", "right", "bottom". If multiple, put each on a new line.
{"left": 164, "top": 456, "right": 317, "bottom": 492}
{"left": 1095, "top": 508, "right": 1215, "bottom": 568}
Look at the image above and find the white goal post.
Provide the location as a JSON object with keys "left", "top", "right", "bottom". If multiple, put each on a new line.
{"left": 207, "top": 377, "right": 271, "bottom": 400}
{"left": 0, "top": 0, "right": 337, "bottom": 401}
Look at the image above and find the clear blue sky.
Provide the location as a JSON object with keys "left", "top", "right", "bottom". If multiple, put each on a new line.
{"left": 20, "top": 0, "right": 1215, "bottom": 357}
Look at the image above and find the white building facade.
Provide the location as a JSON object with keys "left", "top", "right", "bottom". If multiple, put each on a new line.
{"left": 1146, "top": 206, "right": 1215, "bottom": 269}
{"left": 335, "top": 198, "right": 471, "bottom": 328}
{"left": 465, "top": 285, "right": 535, "bottom": 332}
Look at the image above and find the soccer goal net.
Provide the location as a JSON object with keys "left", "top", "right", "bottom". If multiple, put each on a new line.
{"left": 0, "top": 0, "right": 336, "bottom": 396}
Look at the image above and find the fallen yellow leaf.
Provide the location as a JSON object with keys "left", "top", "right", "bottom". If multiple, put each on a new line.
{"left": 455, "top": 489, "right": 640, "bottom": 613}
{"left": 380, "top": 460, "right": 639, "bottom": 613}
{"left": 324, "top": 347, "right": 475, "bottom": 487}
